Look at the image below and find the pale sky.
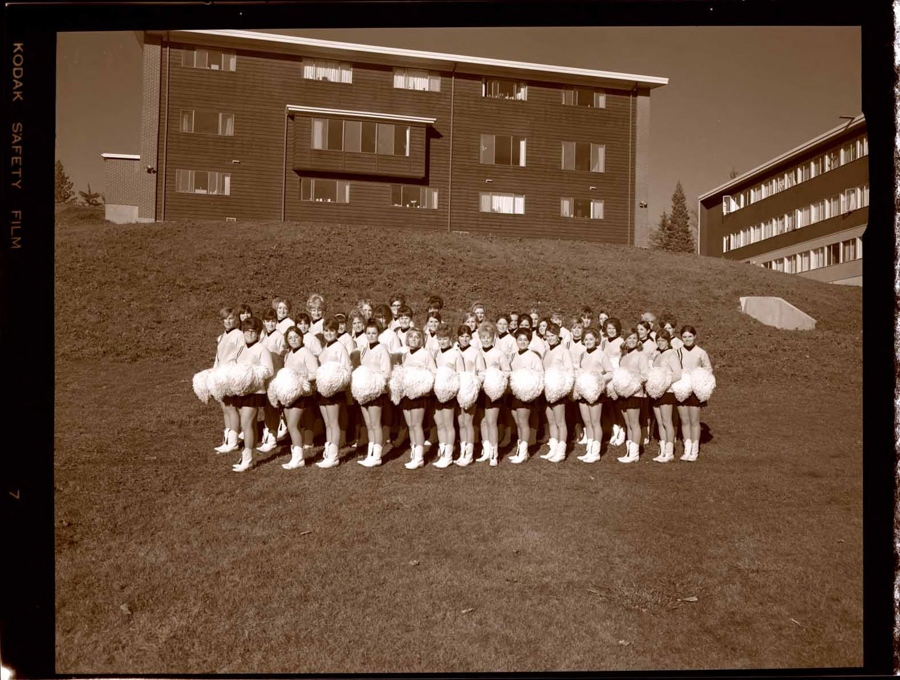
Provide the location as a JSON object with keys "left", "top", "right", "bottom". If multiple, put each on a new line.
{"left": 56, "top": 26, "right": 861, "bottom": 222}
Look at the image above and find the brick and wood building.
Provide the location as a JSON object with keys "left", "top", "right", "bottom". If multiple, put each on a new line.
{"left": 698, "top": 114, "right": 867, "bottom": 286}
{"left": 105, "top": 29, "right": 667, "bottom": 245}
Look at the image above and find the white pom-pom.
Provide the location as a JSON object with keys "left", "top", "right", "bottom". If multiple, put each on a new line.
{"left": 605, "top": 378, "right": 618, "bottom": 400}
{"left": 351, "top": 365, "right": 386, "bottom": 405}
{"left": 544, "top": 367, "right": 575, "bottom": 404}
{"left": 270, "top": 367, "right": 307, "bottom": 407}
{"left": 403, "top": 366, "right": 435, "bottom": 400}
{"left": 207, "top": 366, "right": 230, "bottom": 401}
{"left": 250, "top": 364, "right": 273, "bottom": 393}
{"left": 434, "top": 365, "right": 460, "bottom": 403}
{"left": 316, "top": 362, "right": 351, "bottom": 398}
{"left": 225, "top": 362, "right": 255, "bottom": 396}
{"left": 612, "top": 367, "right": 642, "bottom": 399}
{"left": 645, "top": 365, "right": 673, "bottom": 399}
{"left": 483, "top": 366, "right": 508, "bottom": 402}
{"left": 691, "top": 368, "right": 716, "bottom": 402}
{"left": 575, "top": 369, "right": 604, "bottom": 404}
{"left": 510, "top": 368, "right": 544, "bottom": 403}
{"left": 672, "top": 371, "right": 694, "bottom": 402}
{"left": 267, "top": 380, "right": 280, "bottom": 408}
{"left": 193, "top": 369, "right": 213, "bottom": 404}
{"left": 457, "top": 371, "right": 480, "bottom": 410}
{"left": 389, "top": 366, "right": 406, "bottom": 405}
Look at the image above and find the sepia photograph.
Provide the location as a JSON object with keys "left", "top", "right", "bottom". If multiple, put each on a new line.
{"left": 3, "top": 2, "right": 891, "bottom": 676}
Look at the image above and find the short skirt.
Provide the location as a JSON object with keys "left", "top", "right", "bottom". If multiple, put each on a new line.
{"left": 222, "top": 395, "right": 239, "bottom": 407}
{"left": 234, "top": 393, "right": 267, "bottom": 409}
{"left": 510, "top": 395, "right": 539, "bottom": 410}
{"left": 681, "top": 394, "right": 708, "bottom": 408}
{"left": 317, "top": 391, "right": 344, "bottom": 407}
{"left": 620, "top": 394, "right": 644, "bottom": 410}
{"left": 480, "top": 391, "right": 504, "bottom": 409}
{"left": 434, "top": 398, "right": 457, "bottom": 412}
{"left": 576, "top": 396, "right": 602, "bottom": 407}
{"left": 283, "top": 394, "right": 317, "bottom": 411}
{"left": 652, "top": 392, "right": 677, "bottom": 407}
{"left": 400, "top": 395, "right": 428, "bottom": 410}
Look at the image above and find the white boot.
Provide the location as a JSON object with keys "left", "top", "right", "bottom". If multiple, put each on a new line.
{"left": 360, "top": 442, "right": 383, "bottom": 467}
{"left": 455, "top": 442, "right": 473, "bottom": 467}
{"left": 214, "top": 428, "right": 229, "bottom": 452}
{"left": 257, "top": 428, "right": 278, "bottom": 453}
{"left": 358, "top": 442, "right": 375, "bottom": 466}
{"left": 577, "top": 439, "right": 594, "bottom": 462}
{"left": 217, "top": 428, "right": 239, "bottom": 454}
{"left": 540, "top": 438, "right": 558, "bottom": 459}
{"left": 276, "top": 418, "right": 288, "bottom": 441}
{"left": 684, "top": 440, "right": 699, "bottom": 462}
{"left": 582, "top": 439, "right": 601, "bottom": 463}
{"left": 509, "top": 440, "right": 529, "bottom": 464}
{"left": 617, "top": 441, "right": 639, "bottom": 463}
{"left": 404, "top": 445, "right": 425, "bottom": 469}
{"left": 576, "top": 430, "right": 588, "bottom": 445}
{"left": 316, "top": 443, "right": 340, "bottom": 468}
{"left": 680, "top": 440, "right": 693, "bottom": 461}
{"left": 434, "top": 443, "right": 454, "bottom": 469}
{"left": 475, "top": 441, "right": 491, "bottom": 463}
{"left": 232, "top": 448, "right": 253, "bottom": 472}
{"left": 547, "top": 439, "right": 566, "bottom": 463}
{"left": 282, "top": 445, "right": 305, "bottom": 469}
{"left": 237, "top": 430, "right": 244, "bottom": 442}
{"left": 611, "top": 424, "right": 621, "bottom": 445}
{"left": 488, "top": 442, "right": 498, "bottom": 466}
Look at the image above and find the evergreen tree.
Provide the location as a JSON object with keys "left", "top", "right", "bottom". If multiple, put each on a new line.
{"left": 79, "top": 183, "right": 103, "bottom": 208}
{"left": 649, "top": 181, "right": 696, "bottom": 253}
{"left": 55, "top": 160, "right": 75, "bottom": 203}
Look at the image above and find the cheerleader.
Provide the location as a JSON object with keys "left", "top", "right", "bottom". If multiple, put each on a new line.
{"left": 335, "top": 313, "right": 355, "bottom": 354}
{"left": 475, "top": 321, "right": 509, "bottom": 466}
{"left": 257, "top": 310, "right": 287, "bottom": 453}
{"left": 637, "top": 320, "right": 657, "bottom": 446}
{"left": 495, "top": 314, "right": 517, "bottom": 360}
{"left": 356, "top": 319, "right": 392, "bottom": 467}
{"left": 641, "top": 312, "right": 659, "bottom": 339}
{"left": 508, "top": 312, "right": 520, "bottom": 334}
{"left": 568, "top": 316, "right": 587, "bottom": 445}
{"left": 237, "top": 304, "right": 253, "bottom": 324}
{"left": 275, "top": 298, "right": 295, "bottom": 335}
{"left": 615, "top": 328, "right": 649, "bottom": 464}
{"left": 433, "top": 324, "right": 465, "bottom": 468}
{"left": 579, "top": 306, "right": 594, "bottom": 332}
{"left": 232, "top": 317, "right": 275, "bottom": 472}
{"left": 472, "top": 301, "right": 487, "bottom": 326}
{"left": 518, "top": 315, "right": 546, "bottom": 358}
{"left": 348, "top": 310, "right": 367, "bottom": 355}
{"left": 280, "top": 326, "right": 319, "bottom": 469}
{"left": 537, "top": 323, "right": 575, "bottom": 463}
{"left": 528, "top": 309, "right": 540, "bottom": 328}
{"left": 598, "top": 311, "right": 610, "bottom": 341}
{"left": 400, "top": 328, "right": 437, "bottom": 469}
{"left": 426, "top": 295, "right": 444, "bottom": 316}
{"left": 649, "top": 330, "right": 681, "bottom": 464}
{"left": 461, "top": 312, "right": 483, "bottom": 350}
{"left": 602, "top": 317, "right": 626, "bottom": 446}
{"left": 357, "top": 299, "right": 374, "bottom": 322}
{"left": 307, "top": 294, "right": 326, "bottom": 337}
{"left": 508, "top": 327, "right": 545, "bottom": 464}
{"left": 345, "top": 310, "right": 367, "bottom": 449}
{"left": 661, "top": 317, "right": 684, "bottom": 350}
{"left": 550, "top": 310, "right": 572, "bottom": 348}
{"left": 373, "top": 305, "right": 402, "bottom": 356}
{"left": 296, "top": 313, "right": 324, "bottom": 357}
{"left": 388, "top": 293, "right": 407, "bottom": 331}
{"left": 423, "top": 312, "right": 442, "bottom": 355}
{"left": 676, "top": 325, "right": 713, "bottom": 461}
{"left": 575, "top": 327, "right": 614, "bottom": 463}
{"left": 314, "top": 318, "right": 352, "bottom": 469}
{"left": 213, "top": 307, "right": 245, "bottom": 454}
{"left": 395, "top": 305, "right": 414, "bottom": 348}
{"left": 454, "top": 324, "right": 486, "bottom": 467}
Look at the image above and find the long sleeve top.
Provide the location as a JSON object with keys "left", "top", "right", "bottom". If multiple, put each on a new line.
{"left": 276, "top": 318, "right": 295, "bottom": 335}
{"left": 214, "top": 328, "right": 245, "bottom": 368}
{"left": 360, "top": 341, "right": 392, "bottom": 379}
{"left": 619, "top": 348, "right": 650, "bottom": 398}
{"left": 402, "top": 346, "right": 437, "bottom": 372}
{"left": 559, "top": 326, "right": 573, "bottom": 348}
{"left": 603, "top": 336, "right": 625, "bottom": 368}
{"left": 529, "top": 333, "right": 548, "bottom": 358}
{"left": 650, "top": 348, "right": 683, "bottom": 392}
{"left": 482, "top": 344, "right": 511, "bottom": 372}
{"left": 511, "top": 347, "right": 544, "bottom": 372}
{"left": 337, "top": 332, "right": 355, "bottom": 355}
{"left": 423, "top": 331, "right": 441, "bottom": 356}
{"left": 579, "top": 346, "right": 614, "bottom": 376}
{"left": 318, "top": 339, "right": 351, "bottom": 370}
{"left": 235, "top": 341, "right": 275, "bottom": 394}
{"left": 284, "top": 345, "right": 319, "bottom": 378}
{"left": 542, "top": 342, "right": 574, "bottom": 372}
{"left": 435, "top": 345, "right": 466, "bottom": 372}
{"left": 378, "top": 328, "right": 401, "bottom": 356}
{"left": 495, "top": 332, "right": 517, "bottom": 362}
{"left": 641, "top": 337, "right": 656, "bottom": 358}
{"left": 460, "top": 345, "right": 487, "bottom": 377}
{"left": 303, "top": 331, "right": 324, "bottom": 357}
{"left": 569, "top": 339, "right": 586, "bottom": 368}
{"left": 261, "top": 329, "right": 286, "bottom": 371}
{"left": 677, "top": 345, "right": 713, "bottom": 372}
{"left": 310, "top": 318, "right": 324, "bottom": 336}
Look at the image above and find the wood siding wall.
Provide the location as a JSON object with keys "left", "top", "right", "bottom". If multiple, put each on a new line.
{"left": 158, "top": 42, "right": 641, "bottom": 242}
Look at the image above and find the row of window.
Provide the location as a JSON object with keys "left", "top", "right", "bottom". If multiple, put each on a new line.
{"left": 723, "top": 134, "right": 868, "bottom": 215}
{"left": 759, "top": 237, "right": 862, "bottom": 273}
{"left": 723, "top": 183, "right": 869, "bottom": 252}
{"left": 175, "top": 170, "right": 231, "bottom": 195}
{"left": 180, "top": 110, "right": 234, "bottom": 136}
{"left": 179, "top": 48, "right": 607, "bottom": 107}
{"left": 311, "top": 118, "right": 410, "bottom": 156}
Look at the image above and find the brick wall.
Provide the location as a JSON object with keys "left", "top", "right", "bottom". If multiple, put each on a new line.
{"left": 104, "top": 158, "right": 142, "bottom": 205}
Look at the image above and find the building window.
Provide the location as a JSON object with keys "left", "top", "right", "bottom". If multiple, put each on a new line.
{"left": 841, "top": 187, "right": 859, "bottom": 213}
{"left": 480, "top": 134, "right": 526, "bottom": 166}
{"left": 300, "top": 178, "right": 350, "bottom": 203}
{"left": 723, "top": 236, "right": 729, "bottom": 253}
{"left": 483, "top": 78, "right": 527, "bottom": 100}
{"left": 561, "top": 87, "right": 606, "bottom": 108}
{"left": 811, "top": 200, "right": 825, "bottom": 224}
{"left": 828, "top": 242, "right": 842, "bottom": 265}
{"left": 560, "top": 197, "right": 604, "bottom": 219}
{"left": 860, "top": 135, "right": 868, "bottom": 156}
{"left": 391, "top": 185, "right": 438, "bottom": 209}
{"left": 479, "top": 192, "right": 525, "bottom": 214}
{"left": 842, "top": 238, "right": 857, "bottom": 262}
{"left": 561, "top": 142, "right": 605, "bottom": 172}
{"left": 312, "top": 118, "right": 409, "bottom": 156}
{"left": 750, "top": 185, "right": 762, "bottom": 203}
{"left": 182, "top": 48, "right": 236, "bottom": 71}
{"left": 862, "top": 183, "right": 870, "bottom": 207}
{"left": 393, "top": 68, "right": 441, "bottom": 92}
{"left": 180, "top": 110, "right": 234, "bottom": 136}
{"left": 302, "top": 58, "right": 352, "bottom": 83}
{"left": 799, "top": 251, "right": 810, "bottom": 273}
{"left": 175, "top": 169, "right": 231, "bottom": 195}
{"left": 840, "top": 140, "right": 859, "bottom": 165}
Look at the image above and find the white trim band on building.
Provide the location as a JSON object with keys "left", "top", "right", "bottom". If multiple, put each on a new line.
{"left": 174, "top": 29, "right": 670, "bottom": 90}
{"left": 698, "top": 114, "right": 866, "bottom": 201}
{"left": 101, "top": 153, "right": 141, "bottom": 160}
{"left": 286, "top": 105, "right": 437, "bottom": 125}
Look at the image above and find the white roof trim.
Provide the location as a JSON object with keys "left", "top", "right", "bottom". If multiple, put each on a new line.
{"left": 101, "top": 153, "right": 140, "bottom": 160}
{"left": 287, "top": 105, "right": 436, "bottom": 124}
{"left": 178, "top": 29, "right": 669, "bottom": 89}
{"left": 699, "top": 114, "right": 866, "bottom": 201}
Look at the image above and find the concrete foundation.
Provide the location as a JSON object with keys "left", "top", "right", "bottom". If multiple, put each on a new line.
{"left": 739, "top": 296, "right": 816, "bottom": 330}
{"left": 105, "top": 204, "right": 140, "bottom": 224}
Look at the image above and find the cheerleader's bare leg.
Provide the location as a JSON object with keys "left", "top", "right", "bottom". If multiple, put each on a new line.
{"left": 483, "top": 405, "right": 500, "bottom": 465}
{"left": 282, "top": 405, "right": 306, "bottom": 469}
{"left": 403, "top": 406, "right": 426, "bottom": 469}
{"left": 233, "top": 404, "right": 258, "bottom": 472}
{"left": 617, "top": 407, "right": 641, "bottom": 463}
{"left": 676, "top": 404, "right": 692, "bottom": 459}
{"left": 315, "top": 403, "right": 341, "bottom": 467}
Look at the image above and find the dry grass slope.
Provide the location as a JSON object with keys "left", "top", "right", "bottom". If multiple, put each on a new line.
{"left": 54, "top": 205, "right": 862, "bottom": 673}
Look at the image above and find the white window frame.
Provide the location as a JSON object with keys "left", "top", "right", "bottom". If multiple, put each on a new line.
{"left": 393, "top": 68, "right": 441, "bottom": 92}
{"left": 483, "top": 78, "right": 528, "bottom": 101}
{"left": 302, "top": 58, "right": 353, "bottom": 83}
{"left": 480, "top": 192, "right": 525, "bottom": 214}
{"left": 391, "top": 185, "right": 438, "bottom": 209}
{"left": 175, "top": 169, "right": 231, "bottom": 196}
{"left": 180, "top": 110, "right": 234, "bottom": 136}
{"left": 182, "top": 48, "right": 236, "bottom": 71}
{"left": 480, "top": 134, "right": 527, "bottom": 167}
{"left": 300, "top": 178, "right": 350, "bottom": 203}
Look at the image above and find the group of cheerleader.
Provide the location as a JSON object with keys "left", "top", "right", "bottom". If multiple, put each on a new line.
{"left": 193, "top": 294, "right": 715, "bottom": 473}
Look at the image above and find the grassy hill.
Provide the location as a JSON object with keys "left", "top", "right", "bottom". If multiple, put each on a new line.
{"left": 54, "top": 205, "right": 863, "bottom": 673}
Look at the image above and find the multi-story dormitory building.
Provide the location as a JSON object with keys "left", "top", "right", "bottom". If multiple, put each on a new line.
{"left": 697, "top": 114, "right": 867, "bottom": 286}
{"left": 102, "top": 29, "right": 667, "bottom": 245}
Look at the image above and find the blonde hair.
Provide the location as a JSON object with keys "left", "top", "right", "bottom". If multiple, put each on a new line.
{"left": 306, "top": 293, "right": 325, "bottom": 312}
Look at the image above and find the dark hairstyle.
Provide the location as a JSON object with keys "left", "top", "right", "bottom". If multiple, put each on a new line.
{"left": 263, "top": 308, "right": 278, "bottom": 321}
{"left": 621, "top": 327, "right": 640, "bottom": 352}
{"left": 604, "top": 317, "right": 622, "bottom": 336}
{"left": 637, "top": 320, "right": 653, "bottom": 335}
{"left": 389, "top": 292, "right": 407, "bottom": 306}
{"left": 427, "top": 311, "right": 442, "bottom": 322}
{"left": 583, "top": 326, "right": 602, "bottom": 342}
{"left": 237, "top": 304, "right": 253, "bottom": 317}
{"left": 655, "top": 329, "right": 672, "bottom": 346}
{"left": 457, "top": 324, "right": 472, "bottom": 338}
{"left": 598, "top": 310, "right": 609, "bottom": 318}
{"left": 547, "top": 322, "right": 561, "bottom": 337}
{"left": 517, "top": 315, "right": 532, "bottom": 329}
{"left": 515, "top": 327, "right": 533, "bottom": 341}
{"left": 495, "top": 313, "right": 510, "bottom": 324}
{"left": 436, "top": 322, "right": 453, "bottom": 338}
{"left": 365, "top": 319, "right": 384, "bottom": 335}
{"left": 661, "top": 315, "right": 677, "bottom": 329}
{"left": 283, "top": 326, "right": 303, "bottom": 346}
{"left": 374, "top": 304, "right": 393, "bottom": 322}
{"left": 471, "top": 301, "right": 485, "bottom": 312}
{"left": 427, "top": 295, "right": 444, "bottom": 310}
{"left": 333, "top": 313, "right": 347, "bottom": 323}
{"left": 273, "top": 297, "right": 291, "bottom": 312}
{"left": 681, "top": 325, "right": 698, "bottom": 337}
{"left": 297, "top": 312, "right": 312, "bottom": 325}
{"left": 219, "top": 306, "right": 235, "bottom": 320}
{"left": 397, "top": 305, "right": 413, "bottom": 318}
{"left": 241, "top": 316, "right": 263, "bottom": 333}
{"left": 323, "top": 317, "right": 341, "bottom": 333}
{"left": 579, "top": 306, "right": 594, "bottom": 317}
